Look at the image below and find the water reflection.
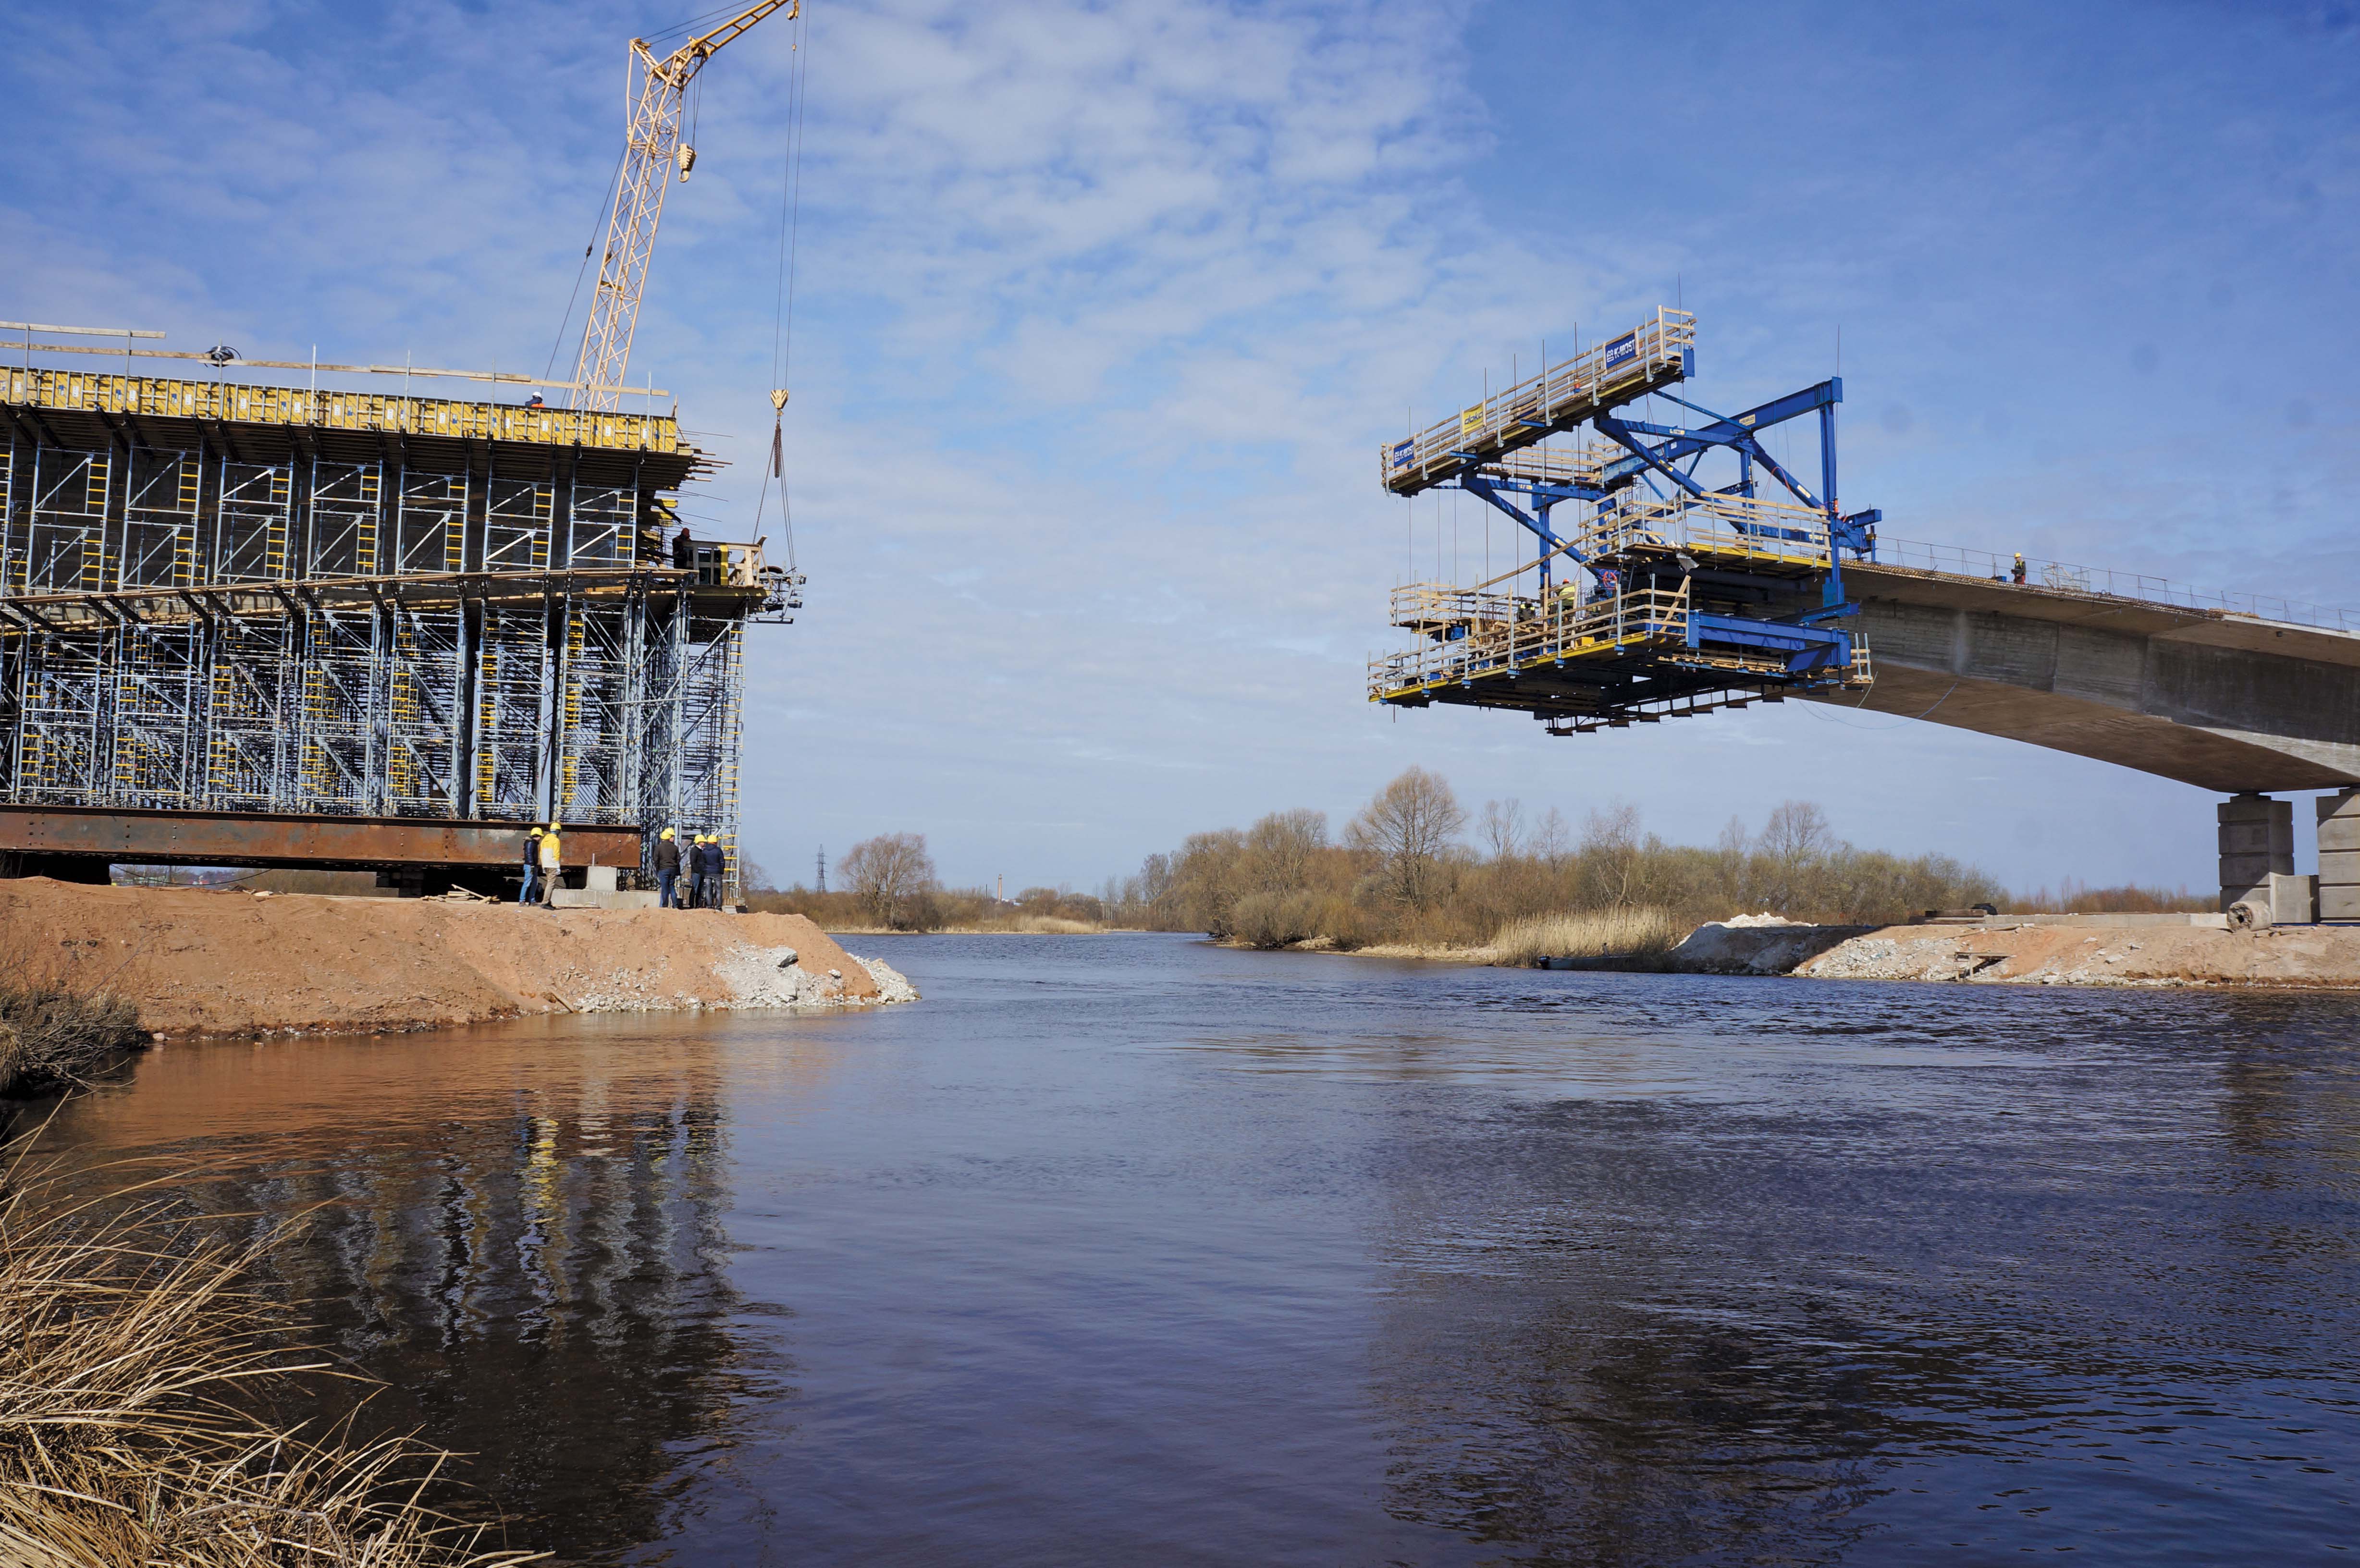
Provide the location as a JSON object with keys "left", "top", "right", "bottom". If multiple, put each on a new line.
{"left": 36, "top": 1017, "right": 833, "bottom": 1563}
{"left": 26, "top": 938, "right": 2360, "bottom": 1565}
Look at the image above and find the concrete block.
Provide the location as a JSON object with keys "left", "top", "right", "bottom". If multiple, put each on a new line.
{"left": 2324, "top": 883, "right": 2360, "bottom": 923}
{"left": 2222, "top": 852, "right": 2286, "bottom": 881}
{"left": 2220, "top": 794, "right": 2290, "bottom": 824}
{"left": 548, "top": 888, "right": 659, "bottom": 910}
{"left": 2320, "top": 847, "right": 2360, "bottom": 885}
{"left": 2319, "top": 790, "right": 2360, "bottom": 852}
{"left": 584, "top": 864, "right": 620, "bottom": 894}
{"left": 2221, "top": 822, "right": 2287, "bottom": 856}
{"left": 2272, "top": 872, "right": 2316, "bottom": 926}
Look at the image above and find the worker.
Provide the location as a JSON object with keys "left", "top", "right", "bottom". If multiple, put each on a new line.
{"left": 653, "top": 826, "right": 682, "bottom": 908}
{"left": 1556, "top": 579, "right": 1580, "bottom": 617}
{"left": 691, "top": 833, "right": 723, "bottom": 910}
{"left": 537, "top": 819, "right": 563, "bottom": 908}
{"left": 2011, "top": 552, "right": 2028, "bottom": 585}
{"left": 520, "top": 825, "right": 545, "bottom": 905}
{"left": 672, "top": 526, "right": 696, "bottom": 571}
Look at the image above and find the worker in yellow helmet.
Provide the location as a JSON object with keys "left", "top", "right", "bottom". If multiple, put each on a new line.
{"left": 654, "top": 826, "right": 682, "bottom": 908}
{"left": 537, "top": 819, "right": 563, "bottom": 908}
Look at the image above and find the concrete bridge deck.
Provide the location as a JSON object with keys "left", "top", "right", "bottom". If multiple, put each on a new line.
{"left": 1816, "top": 561, "right": 2360, "bottom": 793}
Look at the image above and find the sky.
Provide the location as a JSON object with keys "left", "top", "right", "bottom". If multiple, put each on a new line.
{"left": 4, "top": 0, "right": 2356, "bottom": 895}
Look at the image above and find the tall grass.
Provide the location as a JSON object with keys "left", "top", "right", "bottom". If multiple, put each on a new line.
{"left": 0, "top": 928, "right": 148, "bottom": 1095}
{"left": 0, "top": 1160, "right": 538, "bottom": 1567}
{"left": 1487, "top": 907, "right": 1686, "bottom": 965}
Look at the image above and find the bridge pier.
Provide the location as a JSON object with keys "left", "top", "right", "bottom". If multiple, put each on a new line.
{"left": 2219, "top": 794, "right": 2293, "bottom": 915}
{"left": 2320, "top": 790, "right": 2360, "bottom": 922}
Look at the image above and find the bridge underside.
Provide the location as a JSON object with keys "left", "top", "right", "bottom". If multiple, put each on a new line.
{"left": 1814, "top": 564, "right": 2360, "bottom": 793}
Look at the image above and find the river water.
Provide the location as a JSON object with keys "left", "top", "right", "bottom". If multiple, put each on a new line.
{"left": 35, "top": 933, "right": 2360, "bottom": 1564}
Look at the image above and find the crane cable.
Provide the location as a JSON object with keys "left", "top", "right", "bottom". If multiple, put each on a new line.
{"left": 753, "top": 2, "right": 810, "bottom": 573}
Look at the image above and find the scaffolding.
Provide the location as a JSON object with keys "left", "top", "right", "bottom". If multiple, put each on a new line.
{"left": 0, "top": 368, "right": 799, "bottom": 898}
{"left": 1373, "top": 311, "right": 1878, "bottom": 732}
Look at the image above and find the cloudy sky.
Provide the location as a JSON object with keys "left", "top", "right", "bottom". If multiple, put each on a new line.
{"left": 6, "top": 0, "right": 2355, "bottom": 894}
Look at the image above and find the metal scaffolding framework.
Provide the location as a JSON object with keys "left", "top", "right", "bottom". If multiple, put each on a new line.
{"left": 0, "top": 367, "right": 797, "bottom": 897}
{"left": 1373, "top": 310, "right": 1879, "bottom": 733}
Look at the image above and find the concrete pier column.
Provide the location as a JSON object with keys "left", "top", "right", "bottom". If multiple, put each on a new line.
{"left": 2220, "top": 793, "right": 2293, "bottom": 913}
{"left": 2318, "top": 789, "right": 2360, "bottom": 922}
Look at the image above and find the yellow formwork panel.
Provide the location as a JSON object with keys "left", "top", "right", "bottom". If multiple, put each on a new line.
{"left": 0, "top": 368, "right": 683, "bottom": 456}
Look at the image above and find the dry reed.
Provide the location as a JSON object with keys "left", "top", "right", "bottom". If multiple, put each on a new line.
{"left": 0, "top": 1160, "right": 540, "bottom": 1567}
{"left": 1486, "top": 907, "right": 1687, "bottom": 966}
{"left": 0, "top": 927, "right": 149, "bottom": 1096}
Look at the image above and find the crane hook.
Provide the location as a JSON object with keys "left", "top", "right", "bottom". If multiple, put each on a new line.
{"left": 677, "top": 145, "right": 697, "bottom": 181}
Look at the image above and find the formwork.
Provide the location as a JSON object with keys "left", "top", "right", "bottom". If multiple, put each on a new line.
{"left": 0, "top": 367, "right": 793, "bottom": 897}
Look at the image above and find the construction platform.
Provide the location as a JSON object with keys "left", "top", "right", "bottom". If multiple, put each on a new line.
{"left": 1373, "top": 311, "right": 1873, "bottom": 730}
{"left": 0, "top": 366, "right": 797, "bottom": 895}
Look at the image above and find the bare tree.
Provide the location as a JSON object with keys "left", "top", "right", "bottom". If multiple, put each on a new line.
{"left": 1757, "top": 800, "right": 1833, "bottom": 913}
{"left": 1346, "top": 767, "right": 1466, "bottom": 906}
{"left": 1244, "top": 808, "right": 1328, "bottom": 893}
{"left": 1479, "top": 798, "right": 1526, "bottom": 862}
{"left": 1576, "top": 801, "right": 1646, "bottom": 909}
{"left": 1532, "top": 806, "right": 1572, "bottom": 866}
{"left": 840, "top": 832, "right": 937, "bottom": 929}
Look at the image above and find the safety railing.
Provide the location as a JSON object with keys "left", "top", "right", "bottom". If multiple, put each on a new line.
{"left": 1380, "top": 309, "right": 1696, "bottom": 494}
{"left": 1478, "top": 440, "right": 1614, "bottom": 490}
{"left": 1871, "top": 537, "right": 2360, "bottom": 634}
{"left": 1, "top": 367, "right": 686, "bottom": 456}
{"left": 1388, "top": 581, "right": 1522, "bottom": 634}
{"left": 1584, "top": 491, "right": 1833, "bottom": 572}
{"left": 1370, "top": 584, "right": 1693, "bottom": 696}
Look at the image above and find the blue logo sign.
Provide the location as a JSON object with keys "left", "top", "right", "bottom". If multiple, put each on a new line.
{"left": 1603, "top": 333, "right": 1636, "bottom": 368}
{"left": 1390, "top": 440, "right": 1414, "bottom": 467}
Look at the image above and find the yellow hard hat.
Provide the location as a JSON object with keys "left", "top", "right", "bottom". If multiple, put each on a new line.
{"left": 660, "top": 827, "right": 674, "bottom": 840}
{"left": 548, "top": 820, "right": 561, "bottom": 831}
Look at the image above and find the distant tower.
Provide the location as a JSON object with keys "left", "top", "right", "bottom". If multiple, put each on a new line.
{"left": 815, "top": 845, "right": 827, "bottom": 894}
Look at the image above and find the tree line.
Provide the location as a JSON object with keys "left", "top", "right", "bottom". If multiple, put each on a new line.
{"left": 1097, "top": 767, "right": 2008, "bottom": 949}
{"left": 754, "top": 768, "right": 2202, "bottom": 946}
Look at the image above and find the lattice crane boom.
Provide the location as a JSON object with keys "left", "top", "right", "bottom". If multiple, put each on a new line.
{"left": 570, "top": 0, "right": 799, "bottom": 411}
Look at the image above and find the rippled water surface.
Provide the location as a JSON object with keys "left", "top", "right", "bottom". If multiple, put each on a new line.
{"left": 38, "top": 934, "right": 2360, "bottom": 1564}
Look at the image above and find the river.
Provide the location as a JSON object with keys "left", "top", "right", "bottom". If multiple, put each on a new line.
{"left": 35, "top": 932, "right": 2360, "bottom": 1564}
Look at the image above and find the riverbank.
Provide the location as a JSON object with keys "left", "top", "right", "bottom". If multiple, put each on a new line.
{"left": 1659, "top": 918, "right": 2360, "bottom": 989}
{"left": 0, "top": 878, "right": 918, "bottom": 1040}
{"left": 1247, "top": 916, "right": 2360, "bottom": 992}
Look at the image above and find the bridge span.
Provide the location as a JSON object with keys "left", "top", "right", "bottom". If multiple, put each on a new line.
{"left": 1813, "top": 556, "right": 2360, "bottom": 795}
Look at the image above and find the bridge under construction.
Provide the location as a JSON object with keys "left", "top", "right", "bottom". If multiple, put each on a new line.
{"left": 0, "top": 363, "right": 793, "bottom": 894}
{"left": 1375, "top": 309, "right": 2360, "bottom": 919}
{"left": 0, "top": 0, "right": 809, "bottom": 898}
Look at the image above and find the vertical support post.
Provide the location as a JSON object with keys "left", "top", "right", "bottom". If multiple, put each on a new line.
{"left": 2318, "top": 789, "right": 2360, "bottom": 922}
{"left": 2219, "top": 793, "right": 2293, "bottom": 915}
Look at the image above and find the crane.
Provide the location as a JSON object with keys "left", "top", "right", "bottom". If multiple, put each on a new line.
{"left": 569, "top": 0, "right": 799, "bottom": 411}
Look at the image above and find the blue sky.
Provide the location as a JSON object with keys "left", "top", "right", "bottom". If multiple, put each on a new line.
{"left": 5, "top": 0, "right": 2355, "bottom": 894}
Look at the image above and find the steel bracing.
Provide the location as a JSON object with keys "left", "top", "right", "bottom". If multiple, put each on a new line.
{"left": 1373, "top": 310, "right": 1880, "bottom": 733}
{"left": 1, "top": 370, "right": 798, "bottom": 898}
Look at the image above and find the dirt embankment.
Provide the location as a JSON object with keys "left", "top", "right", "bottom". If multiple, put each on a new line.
{"left": 0, "top": 878, "right": 919, "bottom": 1037}
{"left": 1664, "top": 919, "right": 2360, "bottom": 990}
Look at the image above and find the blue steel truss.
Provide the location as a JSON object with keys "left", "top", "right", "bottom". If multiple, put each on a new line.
{"left": 1370, "top": 311, "right": 1881, "bottom": 732}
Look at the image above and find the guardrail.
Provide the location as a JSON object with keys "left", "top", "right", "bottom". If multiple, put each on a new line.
{"left": 1380, "top": 309, "right": 1696, "bottom": 495}
{"left": 1586, "top": 491, "right": 1833, "bottom": 573}
{"left": 1872, "top": 537, "right": 2360, "bottom": 634}
{"left": 1370, "top": 584, "right": 1692, "bottom": 696}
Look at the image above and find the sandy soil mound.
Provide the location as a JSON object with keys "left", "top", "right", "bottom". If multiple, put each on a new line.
{"left": 1792, "top": 922, "right": 2360, "bottom": 989}
{"left": 0, "top": 879, "right": 919, "bottom": 1036}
